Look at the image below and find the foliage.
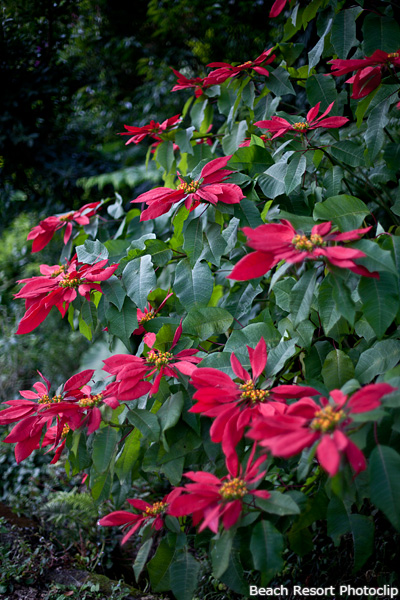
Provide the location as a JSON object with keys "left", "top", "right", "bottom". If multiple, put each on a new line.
{"left": 3, "top": 0, "right": 400, "bottom": 597}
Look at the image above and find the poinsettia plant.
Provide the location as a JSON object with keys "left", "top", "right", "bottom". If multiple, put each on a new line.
{"left": 3, "top": 0, "right": 400, "bottom": 597}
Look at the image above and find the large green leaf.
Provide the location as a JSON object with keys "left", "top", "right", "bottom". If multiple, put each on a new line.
{"left": 127, "top": 409, "right": 160, "bottom": 442}
{"left": 256, "top": 491, "right": 300, "bottom": 516}
{"left": 228, "top": 144, "right": 274, "bottom": 176}
{"left": 174, "top": 259, "right": 213, "bottom": 309}
{"left": 351, "top": 239, "right": 397, "bottom": 276}
{"left": 289, "top": 269, "right": 317, "bottom": 327}
{"left": 306, "top": 74, "right": 337, "bottom": 111}
{"left": 362, "top": 14, "right": 400, "bottom": 55}
{"left": 211, "top": 529, "right": 235, "bottom": 579}
{"left": 285, "top": 154, "right": 307, "bottom": 195}
{"left": 331, "top": 7, "right": 361, "bottom": 59}
{"left": 123, "top": 255, "right": 157, "bottom": 310}
{"left": 313, "top": 195, "right": 369, "bottom": 230}
{"left": 101, "top": 275, "right": 126, "bottom": 311}
{"left": 115, "top": 428, "right": 142, "bottom": 484}
{"left": 148, "top": 535, "right": 179, "bottom": 592}
{"left": 355, "top": 340, "right": 400, "bottom": 384}
{"left": 258, "top": 161, "right": 289, "bottom": 198}
{"left": 267, "top": 67, "right": 295, "bottom": 96}
{"left": 365, "top": 98, "right": 390, "bottom": 161}
{"left": 92, "top": 427, "right": 120, "bottom": 474}
{"left": 250, "top": 521, "right": 284, "bottom": 584}
{"left": 133, "top": 539, "right": 153, "bottom": 582}
{"left": 330, "top": 141, "right": 365, "bottom": 167}
{"left": 183, "top": 218, "right": 204, "bottom": 266}
{"left": 369, "top": 445, "right": 400, "bottom": 531}
{"left": 182, "top": 307, "right": 233, "bottom": 340}
{"left": 106, "top": 297, "right": 138, "bottom": 350}
{"left": 358, "top": 273, "right": 399, "bottom": 339}
{"left": 321, "top": 350, "right": 355, "bottom": 391}
{"left": 170, "top": 553, "right": 200, "bottom": 600}
{"left": 76, "top": 239, "right": 109, "bottom": 264}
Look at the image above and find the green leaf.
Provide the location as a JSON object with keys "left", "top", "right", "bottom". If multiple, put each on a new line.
{"left": 308, "top": 18, "right": 332, "bottom": 71}
{"left": 220, "top": 552, "right": 248, "bottom": 595}
{"left": 158, "top": 392, "right": 185, "bottom": 451}
{"left": 170, "top": 553, "right": 200, "bottom": 600}
{"left": 92, "top": 427, "right": 119, "bottom": 474}
{"left": 258, "top": 161, "right": 289, "bottom": 198}
{"left": 317, "top": 279, "right": 343, "bottom": 338}
{"left": 323, "top": 166, "right": 344, "bottom": 197}
{"left": 331, "top": 8, "right": 361, "bottom": 59}
{"left": 145, "top": 239, "right": 173, "bottom": 267}
{"left": 313, "top": 194, "right": 369, "bottom": 230}
{"left": 147, "top": 536, "right": 177, "bottom": 592}
{"left": 198, "top": 352, "right": 235, "bottom": 377}
{"left": 265, "top": 339, "right": 297, "bottom": 377}
{"left": 127, "top": 409, "right": 160, "bottom": 442}
{"left": 106, "top": 297, "right": 138, "bottom": 350}
{"left": 351, "top": 239, "right": 397, "bottom": 276}
{"left": 267, "top": 67, "right": 295, "bottom": 96}
{"left": 256, "top": 491, "right": 300, "bottom": 516}
{"left": 221, "top": 283, "right": 264, "bottom": 324}
{"left": 202, "top": 222, "right": 227, "bottom": 267}
{"left": 175, "top": 127, "right": 195, "bottom": 155}
{"left": 76, "top": 239, "right": 109, "bottom": 264}
{"left": 228, "top": 144, "right": 274, "bottom": 176}
{"left": 355, "top": 340, "right": 400, "bottom": 384}
{"left": 304, "top": 341, "right": 333, "bottom": 379}
{"left": 285, "top": 154, "right": 306, "bottom": 195}
{"left": 362, "top": 14, "right": 400, "bottom": 55}
{"left": 222, "top": 120, "right": 248, "bottom": 155}
{"left": 133, "top": 538, "right": 153, "bottom": 582}
{"left": 182, "top": 307, "right": 233, "bottom": 341}
{"left": 358, "top": 273, "right": 399, "bottom": 339}
{"left": 306, "top": 74, "right": 337, "bottom": 111}
{"left": 183, "top": 218, "right": 204, "bottom": 266}
{"left": 225, "top": 322, "right": 279, "bottom": 367}
{"left": 369, "top": 445, "right": 400, "bottom": 531}
{"left": 321, "top": 350, "right": 355, "bottom": 391}
{"left": 327, "top": 496, "right": 373, "bottom": 572}
{"left": 330, "top": 141, "right": 365, "bottom": 167}
{"left": 156, "top": 141, "right": 175, "bottom": 173}
{"left": 327, "top": 273, "right": 356, "bottom": 325}
{"left": 101, "top": 275, "right": 126, "bottom": 311}
{"left": 115, "top": 428, "right": 142, "bottom": 484}
{"left": 123, "top": 255, "right": 157, "bottom": 310}
{"left": 365, "top": 98, "right": 390, "bottom": 161}
{"left": 174, "top": 259, "right": 213, "bottom": 309}
{"left": 211, "top": 529, "right": 235, "bottom": 579}
{"left": 290, "top": 269, "right": 317, "bottom": 327}
{"left": 250, "top": 521, "right": 284, "bottom": 584}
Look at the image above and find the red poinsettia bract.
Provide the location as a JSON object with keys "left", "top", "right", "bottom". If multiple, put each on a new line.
{"left": 255, "top": 101, "right": 349, "bottom": 139}
{"left": 229, "top": 220, "right": 377, "bottom": 281}
{"left": 15, "top": 258, "right": 118, "bottom": 334}
{"left": 329, "top": 50, "right": 400, "bottom": 99}
{"left": 133, "top": 291, "right": 174, "bottom": 348}
{"left": 206, "top": 49, "right": 276, "bottom": 85}
{"left": 99, "top": 489, "right": 180, "bottom": 545}
{"left": 119, "top": 114, "right": 181, "bottom": 145}
{"left": 248, "top": 384, "right": 396, "bottom": 476}
{"left": 0, "top": 369, "right": 117, "bottom": 463}
{"left": 190, "top": 337, "right": 319, "bottom": 474}
{"left": 169, "top": 446, "right": 270, "bottom": 533}
{"left": 103, "top": 321, "right": 202, "bottom": 401}
{"left": 131, "top": 155, "right": 244, "bottom": 221}
{"left": 269, "top": 0, "right": 290, "bottom": 17}
{"left": 27, "top": 202, "right": 101, "bottom": 253}
{"left": 170, "top": 69, "right": 211, "bottom": 97}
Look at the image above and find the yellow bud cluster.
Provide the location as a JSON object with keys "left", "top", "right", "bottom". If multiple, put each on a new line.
{"left": 78, "top": 394, "right": 103, "bottom": 408}
{"left": 388, "top": 52, "right": 399, "bottom": 58}
{"left": 292, "top": 234, "right": 325, "bottom": 252}
{"left": 38, "top": 394, "right": 63, "bottom": 405}
{"left": 61, "top": 424, "right": 70, "bottom": 438}
{"left": 219, "top": 478, "right": 248, "bottom": 500}
{"left": 146, "top": 351, "right": 173, "bottom": 368}
{"left": 58, "top": 212, "right": 74, "bottom": 222}
{"left": 239, "top": 60, "right": 253, "bottom": 68}
{"left": 292, "top": 121, "right": 309, "bottom": 131}
{"left": 311, "top": 406, "right": 344, "bottom": 432}
{"left": 51, "top": 265, "right": 66, "bottom": 278}
{"left": 59, "top": 276, "right": 83, "bottom": 288}
{"left": 144, "top": 501, "right": 167, "bottom": 517}
{"left": 239, "top": 380, "right": 269, "bottom": 404}
{"left": 139, "top": 311, "right": 156, "bottom": 324}
{"left": 177, "top": 179, "right": 201, "bottom": 194}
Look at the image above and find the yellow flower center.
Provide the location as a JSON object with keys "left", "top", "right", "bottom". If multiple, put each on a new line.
{"left": 310, "top": 405, "right": 344, "bottom": 432}
{"left": 388, "top": 52, "right": 399, "bottom": 59}
{"left": 59, "top": 275, "right": 83, "bottom": 288}
{"left": 143, "top": 501, "right": 167, "bottom": 517}
{"left": 51, "top": 265, "right": 66, "bottom": 278}
{"left": 238, "top": 60, "right": 253, "bottom": 68}
{"left": 292, "top": 233, "right": 325, "bottom": 252}
{"left": 61, "top": 424, "right": 70, "bottom": 438}
{"left": 292, "top": 122, "right": 309, "bottom": 131}
{"left": 139, "top": 311, "right": 156, "bottom": 324}
{"left": 239, "top": 380, "right": 269, "bottom": 404}
{"left": 177, "top": 180, "right": 201, "bottom": 194}
{"left": 219, "top": 478, "right": 248, "bottom": 500}
{"left": 58, "top": 212, "right": 74, "bottom": 222}
{"left": 78, "top": 394, "right": 103, "bottom": 408}
{"left": 146, "top": 351, "right": 173, "bottom": 368}
{"left": 38, "top": 394, "right": 63, "bottom": 405}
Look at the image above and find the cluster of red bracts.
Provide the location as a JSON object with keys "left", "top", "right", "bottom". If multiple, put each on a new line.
{"left": 15, "top": 258, "right": 119, "bottom": 335}
{"left": 0, "top": 370, "right": 118, "bottom": 464}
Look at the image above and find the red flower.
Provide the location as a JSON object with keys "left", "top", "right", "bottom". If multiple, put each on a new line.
{"left": 103, "top": 321, "right": 202, "bottom": 401}
{"left": 15, "top": 258, "right": 118, "bottom": 334}
{"left": 99, "top": 489, "right": 180, "bottom": 545}
{"left": 169, "top": 446, "right": 270, "bottom": 533}
{"left": 131, "top": 155, "right": 244, "bottom": 221}
{"left": 229, "top": 220, "right": 378, "bottom": 281}
{"left": 329, "top": 50, "right": 400, "bottom": 99}
{"left": 248, "top": 384, "right": 396, "bottom": 476}
{"left": 119, "top": 114, "right": 181, "bottom": 145}
{"left": 206, "top": 49, "right": 275, "bottom": 85}
{"left": 27, "top": 202, "right": 101, "bottom": 253}
{"left": 255, "top": 101, "right": 349, "bottom": 139}
{"left": 0, "top": 369, "right": 104, "bottom": 463}
{"left": 269, "top": 0, "right": 290, "bottom": 17}
{"left": 170, "top": 69, "right": 210, "bottom": 97}
{"left": 190, "top": 337, "right": 319, "bottom": 474}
